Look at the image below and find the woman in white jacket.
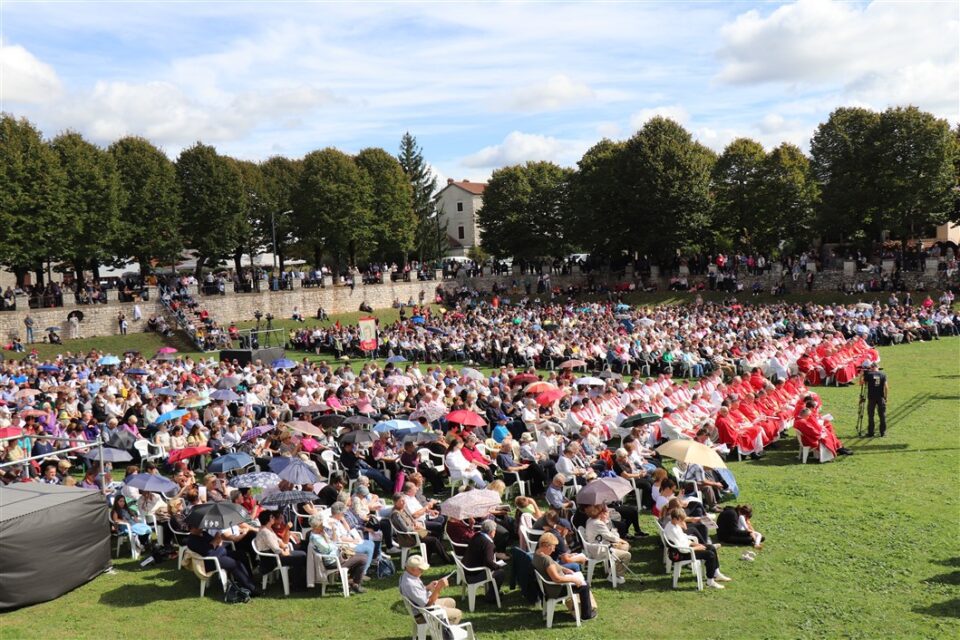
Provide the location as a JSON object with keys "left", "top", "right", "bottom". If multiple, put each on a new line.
{"left": 444, "top": 439, "right": 487, "bottom": 488}
{"left": 662, "top": 507, "right": 731, "bottom": 589}
{"left": 584, "top": 504, "right": 631, "bottom": 584}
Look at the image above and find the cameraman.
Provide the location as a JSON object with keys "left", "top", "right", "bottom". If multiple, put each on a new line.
{"left": 861, "top": 361, "right": 888, "bottom": 437}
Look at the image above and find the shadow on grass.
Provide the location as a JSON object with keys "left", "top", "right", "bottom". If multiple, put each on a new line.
{"left": 913, "top": 597, "right": 960, "bottom": 619}
{"left": 885, "top": 393, "right": 931, "bottom": 424}
{"left": 924, "top": 571, "right": 960, "bottom": 586}
{"left": 99, "top": 576, "right": 197, "bottom": 607}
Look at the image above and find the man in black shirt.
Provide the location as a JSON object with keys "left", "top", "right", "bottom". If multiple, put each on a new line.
{"left": 317, "top": 474, "right": 346, "bottom": 506}
{"left": 861, "top": 362, "right": 888, "bottom": 437}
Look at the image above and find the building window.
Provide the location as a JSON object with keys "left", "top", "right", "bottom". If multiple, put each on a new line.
{"left": 456, "top": 201, "right": 464, "bottom": 212}
{"left": 458, "top": 226, "right": 465, "bottom": 240}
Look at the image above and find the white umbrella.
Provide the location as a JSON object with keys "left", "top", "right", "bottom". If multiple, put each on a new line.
{"left": 460, "top": 367, "right": 485, "bottom": 382}
{"left": 574, "top": 376, "right": 605, "bottom": 387}
{"left": 440, "top": 490, "right": 502, "bottom": 520}
{"left": 655, "top": 439, "right": 727, "bottom": 469}
{"left": 384, "top": 375, "right": 413, "bottom": 387}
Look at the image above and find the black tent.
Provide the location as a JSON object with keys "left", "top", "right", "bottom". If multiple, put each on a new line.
{"left": 0, "top": 483, "right": 111, "bottom": 610}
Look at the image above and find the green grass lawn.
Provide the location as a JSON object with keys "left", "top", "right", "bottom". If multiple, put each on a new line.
{"left": 1, "top": 339, "right": 957, "bottom": 639}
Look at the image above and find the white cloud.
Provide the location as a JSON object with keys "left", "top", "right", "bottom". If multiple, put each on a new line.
{"left": 460, "top": 131, "right": 589, "bottom": 169}
{"left": 629, "top": 105, "right": 690, "bottom": 130}
{"left": 0, "top": 42, "right": 62, "bottom": 104}
{"left": 503, "top": 74, "right": 595, "bottom": 112}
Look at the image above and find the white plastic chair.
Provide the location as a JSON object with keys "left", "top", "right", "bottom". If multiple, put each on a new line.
{"left": 443, "top": 532, "right": 469, "bottom": 584}
{"left": 423, "top": 606, "right": 477, "bottom": 640}
{"left": 518, "top": 523, "right": 544, "bottom": 553}
{"left": 394, "top": 522, "right": 428, "bottom": 568}
{"left": 253, "top": 546, "right": 291, "bottom": 596}
{"left": 401, "top": 596, "right": 440, "bottom": 640}
{"left": 452, "top": 554, "right": 501, "bottom": 612}
{"left": 663, "top": 537, "right": 704, "bottom": 590}
{"left": 576, "top": 526, "right": 616, "bottom": 588}
{"left": 311, "top": 547, "right": 351, "bottom": 598}
{"left": 535, "top": 572, "right": 581, "bottom": 628}
{"left": 320, "top": 449, "right": 342, "bottom": 481}
{"left": 114, "top": 522, "right": 140, "bottom": 560}
{"left": 134, "top": 439, "right": 165, "bottom": 468}
{"left": 184, "top": 550, "right": 229, "bottom": 597}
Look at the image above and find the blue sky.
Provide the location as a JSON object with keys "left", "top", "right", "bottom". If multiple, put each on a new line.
{"left": 1, "top": 1, "right": 957, "bottom": 182}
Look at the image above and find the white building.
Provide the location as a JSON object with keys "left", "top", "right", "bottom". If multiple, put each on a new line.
{"left": 435, "top": 178, "right": 486, "bottom": 257}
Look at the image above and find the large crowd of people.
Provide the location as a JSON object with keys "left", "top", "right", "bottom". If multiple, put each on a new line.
{"left": 0, "top": 290, "right": 955, "bottom": 632}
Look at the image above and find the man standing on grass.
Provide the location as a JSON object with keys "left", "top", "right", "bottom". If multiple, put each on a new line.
{"left": 861, "top": 361, "right": 888, "bottom": 437}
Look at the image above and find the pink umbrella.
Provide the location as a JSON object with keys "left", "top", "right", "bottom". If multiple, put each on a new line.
{"left": 445, "top": 410, "right": 487, "bottom": 427}
{"left": 300, "top": 437, "right": 320, "bottom": 453}
{"left": 525, "top": 381, "right": 557, "bottom": 395}
{"left": 157, "top": 347, "right": 178, "bottom": 354}
{"left": 285, "top": 421, "right": 325, "bottom": 437}
{"left": 168, "top": 446, "right": 212, "bottom": 464}
{"left": 536, "top": 388, "right": 565, "bottom": 406}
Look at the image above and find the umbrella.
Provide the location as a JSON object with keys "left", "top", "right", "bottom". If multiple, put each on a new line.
{"left": 340, "top": 430, "right": 376, "bottom": 445}
{"left": 655, "top": 439, "right": 727, "bottom": 470}
{"left": 17, "top": 408, "right": 47, "bottom": 418}
{"left": 260, "top": 490, "right": 318, "bottom": 507}
{"left": 373, "top": 419, "right": 420, "bottom": 433}
{"left": 403, "top": 432, "right": 440, "bottom": 444}
{"left": 574, "top": 376, "right": 605, "bottom": 387}
{"left": 410, "top": 316, "right": 426, "bottom": 325}
{"left": 576, "top": 477, "right": 633, "bottom": 505}
{"left": 210, "top": 389, "right": 241, "bottom": 402}
{"left": 268, "top": 456, "right": 294, "bottom": 473}
{"left": 207, "top": 452, "right": 255, "bottom": 473}
{"left": 272, "top": 358, "right": 296, "bottom": 370}
{"left": 45, "top": 326, "right": 61, "bottom": 333}
{"left": 155, "top": 387, "right": 179, "bottom": 397}
{"left": 524, "top": 381, "right": 556, "bottom": 395}
{"left": 445, "top": 410, "right": 486, "bottom": 427}
{"left": 510, "top": 373, "right": 539, "bottom": 385}
{"left": 0, "top": 427, "right": 23, "bottom": 439}
{"left": 37, "top": 365, "right": 60, "bottom": 373}
{"left": 316, "top": 414, "right": 345, "bottom": 429}
{"left": 181, "top": 396, "right": 211, "bottom": 409}
{"left": 106, "top": 431, "right": 137, "bottom": 450}
{"left": 618, "top": 412, "right": 661, "bottom": 430}
{"left": 64, "top": 357, "right": 84, "bottom": 365}
{"left": 285, "top": 420, "right": 324, "bottom": 437}
{"left": 384, "top": 375, "right": 413, "bottom": 387}
{"left": 215, "top": 376, "right": 241, "bottom": 389}
{"left": 559, "top": 359, "right": 587, "bottom": 369}
{"left": 410, "top": 406, "right": 445, "bottom": 423}
{"left": 84, "top": 447, "right": 133, "bottom": 463}
{"left": 98, "top": 355, "right": 121, "bottom": 366}
{"left": 186, "top": 502, "right": 254, "bottom": 530}
{"left": 240, "top": 424, "right": 275, "bottom": 442}
{"left": 228, "top": 472, "right": 280, "bottom": 489}
{"left": 154, "top": 408, "right": 188, "bottom": 425}
{"left": 15, "top": 389, "right": 40, "bottom": 399}
{"left": 440, "top": 490, "right": 502, "bottom": 520}
{"left": 277, "top": 460, "right": 320, "bottom": 484}
{"left": 67, "top": 310, "right": 84, "bottom": 321}
{"left": 425, "top": 326, "right": 447, "bottom": 335}
{"left": 343, "top": 415, "right": 376, "bottom": 426}
{"left": 157, "top": 347, "right": 178, "bottom": 354}
{"left": 460, "top": 367, "right": 485, "bottom": 382}
{"left": 124, "top": 473, "right": 178, "bottom": 495}
{"left": 126, "top": 368, "right": 150, "bottom": 376}
{"left": 535, "top": 388, "right": 565, "bottom": 406}
{"left": 153, "top": 352, "right": 176, "bottom": 361}
{"left": 386, "top": 355, "right": 407, "bottom": 363}
{"left": 598, "top": 371, "right": 621, "bottom": 380}
{"left": 542, "top": 322, "right": 560, "bottom": 333}
{"left": 168, "top": 446, "right": 212, "bottom": 464}
{"left": 296, "top": 403, "right": 329, "bottom": 414}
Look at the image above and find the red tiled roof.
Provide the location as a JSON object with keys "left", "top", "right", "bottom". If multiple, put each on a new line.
{"left": 450, "top": 180, "right": 486, "bottom": 195}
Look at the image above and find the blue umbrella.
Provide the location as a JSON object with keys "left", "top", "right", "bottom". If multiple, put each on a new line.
{"left": 386, "top": 355, "right": 407, "bottom": 363}
{"left": 210, "top": 389, "right": 241, "bottom": 402}
{"left": 373, "top": 419, "right": 421, "bottom": 433}
{"left": 268, "top": 456, "right": 293, "bottom": 473}
{"left": 716, "top": 468, "right": 740, "bottom": 498}
{"left": 615, "top": 303, "right": 631, "bottom": 312}
{"left": 36, "top": 365, "right": 60, "bottom": 373}
{"left": 154, "top": 408, "right": 188, "bottom": 425}
{"left": 278, "top": 460, "right": 319, "bottom": 484}
{"left": 12, "top": 375, "right": 28, "bottom": 384}
{"left": 272, "top": 359, "right": 296, "bottom": 370}
{"left": 620, "top": 319, "right": 635, "bottom": 332}
{"left": 126, "top": 368, "right": 149, "bottom": 376}
{"left": 98, "top": 355, "right": 121, "bottom": 366}
{"left": 425, "top": 327, "right": 447, "bottom": 335}
{"left": 83, "top": 447, "right": 132, "bottom": 463}
{"left": 155, "top": 388, "right": 179, "bottom": 397}
{"left": 124, "top": 473, "right": 178, "bottom": 495}
{"left": 208, "top": 452, "right": 254, "bottom": 473}
{"left": 228, "top": 472, "right": 280, "bottom": 489}
{"left": 411, "top": 316, "right": 426, "bottom": 325}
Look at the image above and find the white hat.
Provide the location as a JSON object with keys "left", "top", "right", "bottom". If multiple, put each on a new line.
{"left": 406, "top": 555, "right": 430, "bottom": 571}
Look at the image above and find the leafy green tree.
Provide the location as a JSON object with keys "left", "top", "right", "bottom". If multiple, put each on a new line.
{"left": 871, "top": 106, "right": 956, "bottom": 244}
{"left": 810, "top": 107, "right": 882, "bottom": 246}
{"left": 259, "top": 156, "right": 302, "bottom": 271}
{"left": 567, "top": 138, "right": 628, "bottom": 259}
{"left": 397, "top": 132, "right": 440, "bottom": 261}
{"left": 477, "top": 161, "right": 573, "bottom": 260}
{"left": 109, "top": 136, "right": 182, "bottom": 274}
{"left": 356, "top": 147, "right": 415, "bottom": 262}
{"left": 229, "top": 159, "right": 268, "bottom": 274}
{"left": 292, "top": 148, "right": 373, "bottom": 275}
{"left": 712, "top": 138, "right": 766, "bottom": 250}
{"left": 756, "top": 143, "right": 820, "bottom": 254}
{"left": 175, "top": 143, "right": 246, "bottom": 279}
{"left": 0, "top": 115, "right": 67, "bottom": 286}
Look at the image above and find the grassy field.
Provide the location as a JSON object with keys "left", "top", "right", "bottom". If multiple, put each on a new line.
{"left": 0, "top": 338, "right": 957, "bottom": 639}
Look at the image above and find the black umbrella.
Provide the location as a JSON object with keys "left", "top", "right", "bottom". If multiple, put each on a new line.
{"left": 185, "top": 502, "right": 254, "bottom": 530}
{"left": 63, "top": 357, "right": 84, "bottom": 366}
{"left": 215, "top": 376, "right": 241, "bottom": 390}
{"left": 67, "top": 310, "right": 84, "bottom": 322}
{"left": 403, "top": 432, "right": 440, "bottom": 444}
{"left": 618, "top": 412, "right": 661, "bottom": 430}
{"left": 340, "top": 430, "right": 376, "bottom": 445}
{"left": 576, "top": 477, "right": 632, "bottom": 505}
{"left": 83, "top": 447, "right": 133, "bottom": 463}
{"left": 316, "top": 414, "right": 345, "bottom": 428}
{"left": 106, "top": 430, "right": 137, "bottom": 450}
{"left": 343, "top": 415, "right": 375, "bottom": 426}
{"left": 599, "top": 370, "right": 621, "bottom": 380}
{"left": 260, "top": 490, "right": 318, "bottom": 507}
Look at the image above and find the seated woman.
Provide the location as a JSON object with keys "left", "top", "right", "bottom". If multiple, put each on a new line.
{"left": 662, "top": 507, "right": 731, "bottom": 589}
{"left": 110, "top": 495, "right": 154, "bottom": 551}
{"left": 583, "top": 504, "right": 631, "bottom": 584}
{"left": 349, "top": 482, "right": 395, "bottom": 552}
{"left": 325, "top": 501, "right": 377, "bottom": 579}
{"left": 532, "top": 532, "right": 595, "bottom": 620}
{"left": 445, "top": 439, "right": 487, "bottom": 489}
{"left": 254, "top": 511, "right": 307, "bottom": 590}
{"left": 717, "top": 504, "right": 764, "bottom": 548}
{"left": 186, "top": 523, "right": 259, "bottom": 596}
{"left": 308, "top": 514, "right": 368, "bottom": 593}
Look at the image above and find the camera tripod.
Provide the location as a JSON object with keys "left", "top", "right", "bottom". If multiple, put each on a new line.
{"left": 855, "top": 378, "right": 866, "bottom": 436}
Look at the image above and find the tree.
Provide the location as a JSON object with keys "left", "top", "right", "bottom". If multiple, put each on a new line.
{"left": 259, "top": 156, "right": 302, "bottom": 271}
{"left": 397, "top": 132, "right": 440, "bottom": 261}
{"left": 292, "top": 148, "right": 373, "bottom": 276}
{"left": 871, "top": 106, "right": 956, "bottom": 243}
{"left": 810, "top": 107, "right": 882, "bottom": 246}
{"left": 477, "top": 161, "right": 573, "bottom": 260}
{"left": 712, "top": 138, "right": 766, "bottom": 251}
{"left": 175, "top": 143, "right": 246, "bottom": 279}
{"left": 355, "top": 147, "right": 415, "bottom": 262}
{"left": 0, "top": 115, "right": 67, "bottom": 286}
{"left": 755, "top": 143, "right": 820, "bottom": 254}
{"left": 109, "top": 136, "right": 182, "bottom": 275}
{"left": 567, "top": 138, "right": 628, "bottom": 259}
{"left": 229, "top": 159, "right": 268, "bottom": 275}
{"left": 619, "top": 117, "right": 716, "bottom": 263}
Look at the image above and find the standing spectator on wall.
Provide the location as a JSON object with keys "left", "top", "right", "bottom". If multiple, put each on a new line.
{"left": 24, "top": 315, "right": 34, "bottom": 343}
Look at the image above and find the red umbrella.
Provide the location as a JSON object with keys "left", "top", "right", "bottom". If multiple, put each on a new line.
{"left": 0, "top": 427, "right": 23, "bottom": 439}
{"left": 536, "top": 388, "right": 565, "bottom": 406}
{"left": 18, "top": 409, "right": 47, "bottom": 418}
{"left": 445, "top": 410, "right": 486, "bottom": 427}
{"left": 168, "top": 446, "right": 212, "bottom": 464}
{"left": 525, "top": 381, "right": 557, "bottom": 395}
{"left": 157, "top": 347, "right": 178, "bottom": 354}
{"left": 559, "top": 359, "right": 587, "bottom": 369}
{"left": 510, "top": 373, "right": 539, "bottom": 385}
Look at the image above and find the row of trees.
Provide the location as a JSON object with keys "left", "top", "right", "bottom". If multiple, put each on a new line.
{"left": 0, "top": 115, "right": 442, "bottom": 285}
{"left": 478, "top": 106, "right": 959, "bottom": 264}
